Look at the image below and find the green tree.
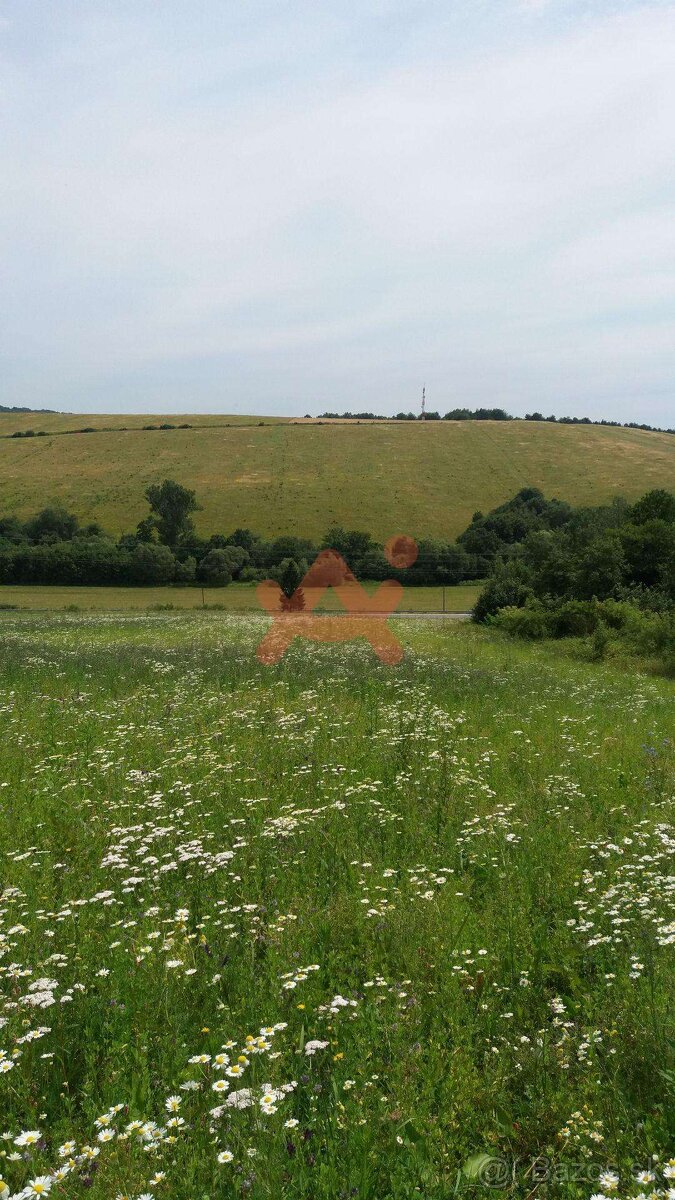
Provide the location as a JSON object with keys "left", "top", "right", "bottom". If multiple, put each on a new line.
{"left": 279, "top": 558, "right": 303, "bottom": 598}
{"left": 522, "top": 530, "right": 575, "bottom": 597}
{"left": 630, "top": 489, "right": 675, "bottom": 525}
{"left": 574, "top": 535, "right": 625, "bottom": 600}
{"left": 135, "top": 516, "right": 157, "bottom": 543}
{"left": 220, "top": 545, "right": 249, "bottom": 578}
{"left": 227, "top": 528, "right": 257, "bottom": 552}
{"left": 144, "top": 480, "right": 200, "bottom": 548}
{"left": 0, "top": 516, "right": 26, "bottom": 545}
{"left": 174, "top": 555, "right": 197, "bottom": 584}
{"left": 621, "top": 519, "right": 675, "bottom": 588}
{"left": 129, "top": 543, "right": 176, "bottom": 585}
{"left": 198, "top": 549, "right": 233, "bottom": 587}
{"left": 24, "top": 505, "right": 79, "bottom": 543}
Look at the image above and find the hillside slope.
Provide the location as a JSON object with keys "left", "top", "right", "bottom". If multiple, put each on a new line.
{"left": 0, "top": 415, "right": 673, "bottom": 539}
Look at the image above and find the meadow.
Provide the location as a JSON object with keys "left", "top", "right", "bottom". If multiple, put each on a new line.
{"left": 0, "top": 583, "right": 479, "bottom": 614}
{"left": 1, "top": 416, "right": 673, "bottom": 540}
{"left": 0, "top": 611, "right": 673, "bottom": 1200}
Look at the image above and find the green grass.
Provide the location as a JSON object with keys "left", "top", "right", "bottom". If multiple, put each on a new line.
{"left": 0, "top": 582, "right": 479, "bottom": 612}
{"left": 1, "top": 414, "right": 673, "bottom": 539}
{"left": 0, "top": 612, "right": 673, "bottom": 1199}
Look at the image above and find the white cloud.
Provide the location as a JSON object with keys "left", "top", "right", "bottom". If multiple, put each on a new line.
{"left": 1, "top": 1, "right": 675, "bottom": 421}
{"left": 517, "top": 0, "right": 553, "bottom": 12}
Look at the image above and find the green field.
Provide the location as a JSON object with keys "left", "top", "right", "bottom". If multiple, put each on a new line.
{"left": 1, "top": 414, "right": 673, "bottom": 540}
{"left": 0, "top": 582, "right": 480, "bottom": 612}
{"left": 0, "top": 612, "right": 673, "bottom": 1198}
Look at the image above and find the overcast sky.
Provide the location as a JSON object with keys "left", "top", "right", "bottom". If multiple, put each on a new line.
{"left": 1, "top": 1, "right": 674, "bottom": 422}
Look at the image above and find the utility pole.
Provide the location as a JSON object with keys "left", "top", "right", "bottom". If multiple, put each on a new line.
{"left": 421, "top": 385, "right": 426, "bottom": 421}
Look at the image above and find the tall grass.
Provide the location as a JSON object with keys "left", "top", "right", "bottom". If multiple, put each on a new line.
{"left": 0, "top": 613, "right": 672, "bottom": 1199}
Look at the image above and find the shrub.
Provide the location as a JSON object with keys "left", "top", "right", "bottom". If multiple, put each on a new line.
{"left": 472, "top": 563, "right": 533, "bottom": 623}
{"left": 492, "top": 595, "right": 674, "bottom": 676}
{"left": 492, "top": 600, "right": 552, "bottom": 639}
{"left": 622, "top": 609, "right": 675, "bottom": 659}
{"left": 549, "top": 600, "right": 601, "bottom": 638}
{"left": 589, "top": 620, "right": 611, "bottom": 661}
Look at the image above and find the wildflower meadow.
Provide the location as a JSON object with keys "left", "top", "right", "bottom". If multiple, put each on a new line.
{"left": 0, "top": 613, "right": 673, "bottom": 1199}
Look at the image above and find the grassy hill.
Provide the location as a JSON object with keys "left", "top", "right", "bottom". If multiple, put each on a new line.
{"left": 0, "top": 413, "right": 673, "bottom": 539}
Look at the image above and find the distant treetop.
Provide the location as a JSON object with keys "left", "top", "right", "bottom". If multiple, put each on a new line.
{"left": 314, "top": 408, "right": 673, "bottom": 434}
{"left": 0, "top": 404, "right": 58, "bottom": 414}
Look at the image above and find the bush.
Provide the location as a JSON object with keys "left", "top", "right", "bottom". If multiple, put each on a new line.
{"left": 492, "top": 600, "right": 552, "bottom": 639}
{"left": 549, "top": 600, "right": 601, "bottom": 638}
{"left": 492, "top": 594, "right": 675, "bottom": 676}
{"left": 621, "top": 609, "right": 675, "bottom": 660}
{"left": 589, "top": 620, "right": 611, "bottom": 661}
{"left": 472, "top": 564, "right": 533, "bottom": 623}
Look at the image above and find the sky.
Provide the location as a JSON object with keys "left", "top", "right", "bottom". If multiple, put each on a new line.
{"left": 1, "top": 1, "right": 675, "bottom": 423}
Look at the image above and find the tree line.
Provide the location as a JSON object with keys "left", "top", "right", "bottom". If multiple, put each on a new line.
{"left": 472, "top": 487, "right": 675, "bottom": 617}
{"left": 471, "top": 488, "right": 675, "bottom": 673}
{"left": 317, "top": 408, "right": 675, "bottom": 434}
{"left": 0, "top": 403, "right": 56, "bottom": 414}
{"left": 0, "top": 480, "right": 475, "bottom": 590}
{"left": 4, "top": 407, "right": 673, "bottom": 436}
{"left": 0, "top": 482, "right": 673, "bottom": 610}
